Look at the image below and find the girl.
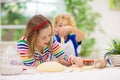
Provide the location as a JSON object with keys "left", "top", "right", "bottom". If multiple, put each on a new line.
{"left": 17, "top": 14, "right": 83, "bottom": 67}
{"left": 53, "top": 13, "right": 85, "bottom": 56}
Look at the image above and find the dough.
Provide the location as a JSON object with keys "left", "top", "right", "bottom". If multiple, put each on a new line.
{"left": 36, "top": 61, "right": 65, "bottom": 72}
{"left": 68, "top": 65, "right": 95, "bottom": 71}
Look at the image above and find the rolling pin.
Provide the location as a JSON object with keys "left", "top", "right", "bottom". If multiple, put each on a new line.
{"left": 83, "top": 59, "right": 94, "bottom": 66}
{"left": 83, "top": 59, "right": 107, "bottom": 69}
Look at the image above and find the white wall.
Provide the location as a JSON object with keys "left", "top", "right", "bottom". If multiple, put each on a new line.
{"left": 89, "top": 0, "right": 120, "bottom": 58}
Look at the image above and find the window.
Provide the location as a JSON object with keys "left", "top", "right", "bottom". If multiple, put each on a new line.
{"left": 0, "top": 0, "right": 66, "bottom": 42}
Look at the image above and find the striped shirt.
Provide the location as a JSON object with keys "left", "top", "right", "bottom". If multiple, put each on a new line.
{"left": 17, "top": 36, "right": 72, "bottom": 67}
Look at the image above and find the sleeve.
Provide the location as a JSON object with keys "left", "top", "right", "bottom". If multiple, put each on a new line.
{"left": 17, "top": 37, "right": 36, "bottom": 67}
{"left": 70, "top": 34, "right": 81, "bottom": 46}
{"left": 51, "top": 37, "right": 64, "bottom": 58}
{"left": 50, "top": 37, "right": 73, "bottom": 64}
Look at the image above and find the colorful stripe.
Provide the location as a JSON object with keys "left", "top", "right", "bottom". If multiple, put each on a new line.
{"left": 17, "top": 36, "right": 70, "bottom": 67}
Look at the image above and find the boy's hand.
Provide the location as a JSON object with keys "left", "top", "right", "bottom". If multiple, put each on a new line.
{"left": 54, "top": 26, "right": 71, "bottom": 37}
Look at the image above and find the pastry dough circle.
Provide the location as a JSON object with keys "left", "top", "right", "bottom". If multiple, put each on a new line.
{"left": 36, "top": 61, "right": 65, "bottom": 72}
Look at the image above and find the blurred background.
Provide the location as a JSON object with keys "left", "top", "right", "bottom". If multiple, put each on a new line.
{"left": 0, "top": 0, "right": 120, "bottom": 59}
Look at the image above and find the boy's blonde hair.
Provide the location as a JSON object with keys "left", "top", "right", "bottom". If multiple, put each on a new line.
{"left": 53, "top": 13, "right": 76, "bottom": 28}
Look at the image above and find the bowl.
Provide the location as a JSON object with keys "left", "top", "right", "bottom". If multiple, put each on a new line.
{"left": 0, "top": 64, "right": 23, "bottom": 75}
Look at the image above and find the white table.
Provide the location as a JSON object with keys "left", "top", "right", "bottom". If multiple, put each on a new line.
{"left": 0, "top": 66, "right": 120, "bottom": 80}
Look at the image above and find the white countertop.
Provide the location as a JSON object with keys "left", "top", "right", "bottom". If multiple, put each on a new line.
{"left": 0, "top": 66, "right": 120, "bottom": 80}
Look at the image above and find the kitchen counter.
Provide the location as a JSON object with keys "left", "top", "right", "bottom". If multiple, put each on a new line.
{"left": 0, "top": 66, "right": 120, "bottom": 80}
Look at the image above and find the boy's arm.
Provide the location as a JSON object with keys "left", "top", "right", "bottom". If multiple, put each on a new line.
{"left": 70, "top": 27, "right": 85, "bottom": 42}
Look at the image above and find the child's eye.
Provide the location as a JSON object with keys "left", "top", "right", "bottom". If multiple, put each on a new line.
{"left": 42, "top": 37, "right": 46, "bottom": 39}
{"left": 42, "top": 34, "right": 51, "bottom": 39}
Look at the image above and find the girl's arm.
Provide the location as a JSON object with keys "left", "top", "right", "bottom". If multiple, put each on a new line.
{"left": 57, "top": 54, "right": 83, "bottom": 67}
{"left": 17, "top": 39, "right": 37, "bottom": 67}
{"left": 51, "top": 37, "right": 83, "bottom": 67}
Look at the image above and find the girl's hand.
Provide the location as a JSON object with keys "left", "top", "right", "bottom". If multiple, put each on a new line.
{"left": 72, "top": 57, "right": 83, "bottom": 67}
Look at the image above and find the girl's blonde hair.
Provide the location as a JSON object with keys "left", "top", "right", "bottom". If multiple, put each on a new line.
{"left": 53, "top": 13, "right": 76, "bottom": 28}
{"left": 24, "top": 15, "right": 53, "bottom": 57}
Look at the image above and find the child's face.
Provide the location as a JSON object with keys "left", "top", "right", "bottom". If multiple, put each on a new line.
{"left": 57, "top": 19, "right": 69, "bottom": 27}
{"left": 56, "top": 19, "right": 70, "bottom": 36}
{"left": 37, "top": 25, "right": 52, "bottom": 47}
